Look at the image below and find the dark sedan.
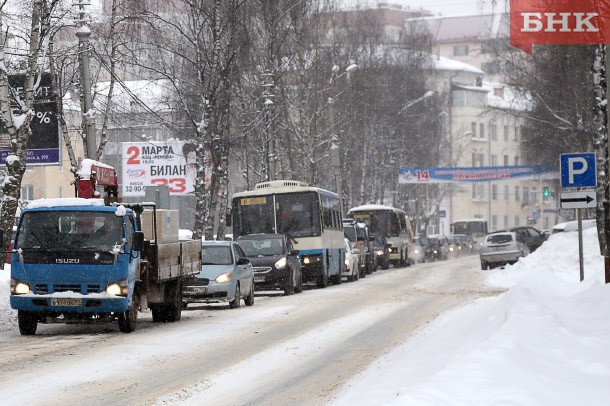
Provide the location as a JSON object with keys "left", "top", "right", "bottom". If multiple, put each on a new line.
{"left": 236, "top": 234, "right": 303, "bottom": 295}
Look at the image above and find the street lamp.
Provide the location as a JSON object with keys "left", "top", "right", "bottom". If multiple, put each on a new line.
{"left": 399, "top": 90, "right": 434, "bottom": 115}
{"left": 329, "top": 64, "right": 358, "bottom": 215}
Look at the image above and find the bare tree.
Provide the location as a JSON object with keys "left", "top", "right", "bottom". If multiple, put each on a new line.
{"left": 0, "top": 0, "right": 62, "bottom": 252}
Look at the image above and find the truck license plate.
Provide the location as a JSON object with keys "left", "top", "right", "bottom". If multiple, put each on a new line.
{"left": 254, "top": 275, "right": 266, "bottom": 283}
{"left": 51, "top": 298, "right": 82, "bottom": 307}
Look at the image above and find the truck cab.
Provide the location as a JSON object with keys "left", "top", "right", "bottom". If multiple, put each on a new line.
{"left": 8, "top": 199, "right": 142, "bottom": 334}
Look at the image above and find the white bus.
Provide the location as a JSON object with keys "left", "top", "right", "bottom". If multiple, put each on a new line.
{"left": 347, "top": 204, "right": 413, "bottom": 267}
{"left": 231, "top": 180, "right": 344, "bottom": 288}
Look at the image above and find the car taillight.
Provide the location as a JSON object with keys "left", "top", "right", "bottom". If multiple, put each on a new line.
{"left": 5, "top": 241, "right": 13, "bottom": 264}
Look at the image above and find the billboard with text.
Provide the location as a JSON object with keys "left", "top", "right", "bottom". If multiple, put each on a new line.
{"left": 121, "top": 141, "right": 210, "bottom": 197}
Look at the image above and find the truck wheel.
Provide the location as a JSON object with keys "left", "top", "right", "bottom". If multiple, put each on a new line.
{"left": 18, "top": 310, "right": 38, "bottom": 336}
{"left": 284, "top": 270, "right": 295, "bottom": 296}
{"left": 244, "top": 282, "right": 255, "bottom": 306}
{"left": 151, "top": 304, "right": 166, "bottom": 323}
{"left": 294, "top": 272, "right": 303, "bottom": 293}
{"left": 160, "top": 280, "right": 182, "bottom": 322}
{"left": 229, "top": 284, "right": 241, "bottom": 308}
{"left": 165, "top": 304, "right": 181, "bottom": 322}
{"left": 316, "top": 273, "right": 328, "bottom": 288}
{"left": 118, "top": 296, "right": 138, "bottom": 333}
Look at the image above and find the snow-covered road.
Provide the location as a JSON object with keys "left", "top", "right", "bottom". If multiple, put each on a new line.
{"left": 0, "top": 255, "right": 498, "bottom": 405}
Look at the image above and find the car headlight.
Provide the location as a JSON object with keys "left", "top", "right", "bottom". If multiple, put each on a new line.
{"left": 414, "top": 249, "right": 420, "bottom": 254}
{"left": 302, "top": 254, "right": 322, "bottom": 265}
{"left": 106, "top": 278, "right": 129, "bottom": 296}
{"left": 10, "top": 278, "right": 30, "bottom": 295}
{"left": 345, "top": 258, "right": 350, "bottom": 266}
{"left": 215, "top": 272, "right": 233, "bottom": 284}
{"left": 449, "top": 247, "right": 454, "bottom": 252}
{"left": 275, "top": 257, "right": 287, "bottom": 269}
{"left": 376, "top": 250, "right": 384, "bottom": 256}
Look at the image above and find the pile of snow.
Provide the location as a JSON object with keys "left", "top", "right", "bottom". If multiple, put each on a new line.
{"left": 0, "top": 265, "right": 17, "bottom": 331}
{"left": 332, "top": 227, "right": 610, "bottom": 405}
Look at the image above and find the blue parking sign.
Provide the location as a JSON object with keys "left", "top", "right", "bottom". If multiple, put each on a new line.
{"left": 560, "top": 153, "right": 597, "bottom": 188}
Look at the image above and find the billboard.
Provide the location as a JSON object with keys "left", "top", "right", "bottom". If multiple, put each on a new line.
{"left": 121, "top": 141, "right": 210, "bottom": 197}
{"left": 398, "top": 166, "right": 554, "bottom": 184}
{"left": 0, "top": 73, "right": 60, "bottom": 164}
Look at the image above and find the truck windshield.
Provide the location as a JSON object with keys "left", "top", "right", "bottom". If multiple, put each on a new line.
{"left": 16, "top": 211, "right": 124, "bottom": 252}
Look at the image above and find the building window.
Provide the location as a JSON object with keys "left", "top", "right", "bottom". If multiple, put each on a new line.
{"left": 492, "top": 215, "right": 498, "bottom": 231}
{"left": 523, "top": 186, "right": 530, "bottom": 205}
{"left": 515, "top": 186, "right": 520, "bottom": 201}
{"left": 515, "top": 216, "right": 521, "bottom": 226}
{"left": 21, "top": 186, "right": 34, "bottom": 201}
{"left": 454, "top": 45, "right": 469, "bottom": 56}
{"left": 490, "top": 124, "right": 497, "bottom": 141}
{"left": 492, "top": 184, "right": 498, "bottom": 200}
{"left": 59, "top": 186, "right": 63, "bottom": 198}
{"left": 479, "top": 123, "right": 485, "bottom": 139}
{"left": 471, "top": 122, "right": 477, "bottom": 137}
{"left": 491, "top": 154, "right": 498, "bottom": 166}
{"left": 504, "top": 215, "right": 509, "bottom": 229}
{"left": 504, "top": 155, "right": 509, "bottom": 166}
{"left": 515, "top": 156, "right": 520, "bottom": 166}
{"left": 504, "top": 185, "right": 509, "bottom": 201}
{"left": 478, "top": 183, "right": 485, "bottom": 200}
{"left": 514, "top": 126, "right": 520, "bottom": 142}
{"left": 481, "top": 61, "right": 503, "bottom": 75}
{"left": 478, "top": 153, "right": 485, "bottom": 167}
{"left": 472, "top": 184, "right": 477, "bottom": 199}
{"left": 503, "top": 125, "right": 509, "bottom": 142}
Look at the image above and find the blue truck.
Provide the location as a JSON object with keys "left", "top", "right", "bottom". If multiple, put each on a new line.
{"left": 6, "top": 160, "right": 201, "bottom": 335}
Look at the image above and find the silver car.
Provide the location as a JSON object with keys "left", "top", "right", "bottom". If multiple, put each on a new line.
{"left": 182, "top": 241, "right": 255, "bottom": 308}
{"left": 480, "top": 231, "right": 529, "bottom": 270}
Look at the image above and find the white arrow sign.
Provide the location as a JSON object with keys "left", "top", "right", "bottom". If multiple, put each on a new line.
{"left": 560, "top": 190, "right": 597, "bottom": 209}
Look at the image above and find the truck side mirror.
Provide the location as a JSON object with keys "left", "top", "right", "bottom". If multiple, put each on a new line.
{"left": 226, "top": 208, "right": 232, "bottom": 227}
{"left": 132, "top": 231, "right": 144, "bottom": 251}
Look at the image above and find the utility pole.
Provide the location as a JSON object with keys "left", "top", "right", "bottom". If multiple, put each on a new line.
{"left": 75, "top": 0, "right": 96, "bottom": 159}
{"left": 262, "top": 71, "right": 275, "bottom": 181}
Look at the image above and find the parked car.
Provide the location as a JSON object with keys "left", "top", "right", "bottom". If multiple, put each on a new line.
{"left": 552, "top": 219, "right": 596, "bottom": 233}
{"left": 510, "top": 226, "right": 547, "bottom": 252}
{"left": 409, "top": 236, "right": 426, "bottom": 264}
{"left": 425, "top": 235, "right": 449, "bottom": 262}
{"left": 370, "top": 234, "right": 391, "bottom": 270}
{"left": 480, "top": 231, "right": 529, "bottom": 270}
{"left": 343, "top": 219, "right": 371, "bottom": 277}
{"left": 343, "top": 237, "right": 360, "bottom": 281}
{"left": 236, "top": 233, "right": 302, "bottom": 295}
{"left": 182, "top": 241, "right": 254, "bottom": 308}
{"left": 356, "top": 222, "right": 376, "bottom": 273}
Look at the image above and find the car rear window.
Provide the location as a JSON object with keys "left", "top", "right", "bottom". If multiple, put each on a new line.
{"left": 487, "top": 234, "right": 513, "bottom": 244}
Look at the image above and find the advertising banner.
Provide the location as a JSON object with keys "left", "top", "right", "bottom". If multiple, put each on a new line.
{"left": 398, "top": 165, "right": 554, "bottom": 184}
{"left": 121, "top": 141, "right": 208, "bottom": 197}
{"left": 510, "top": 0, "right": 610, "bottom": 53}
{"left": 0, "top": 73, "right": 60, "bottom": 164}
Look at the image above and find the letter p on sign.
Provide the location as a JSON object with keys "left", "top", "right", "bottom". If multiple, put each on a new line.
{"left": 560, "top": 153, "right": 597, "bottom": 188}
